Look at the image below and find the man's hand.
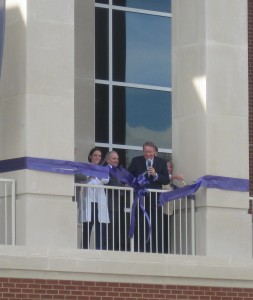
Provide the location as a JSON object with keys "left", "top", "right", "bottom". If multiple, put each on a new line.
{"left": 148, "top": 167, "right": 157, "bottom": 177}
{"left": 171, "top": 174, "right": 184, "bottom": 181}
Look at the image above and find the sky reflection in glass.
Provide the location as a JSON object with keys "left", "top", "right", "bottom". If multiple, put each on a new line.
{"left": 124, "top": 12, "right": 171, "bottom": 87}
{"left": 113, "top": 0, "right": 171, "bottom": 13}
{"left": 113, "top": 87, "right": 172, "bottom": 148}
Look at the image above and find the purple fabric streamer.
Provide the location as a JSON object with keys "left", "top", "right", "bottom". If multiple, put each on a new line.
{"left": 0, "top": 157, "right": 26, "bottom": 173}
{"left": 2, "top": 157, "right": 248, "bottom": 241}
{"left": 127, "top": 173, "right": 151, "bottom": 241}
{"left": 0, "top": 156, "right": 109, "bottom": 178}
{"left": 110, "top": 166, "right": 151, "bottom": 241}
{"left": 159, "top": 175, "right": 249, "bottom": 206}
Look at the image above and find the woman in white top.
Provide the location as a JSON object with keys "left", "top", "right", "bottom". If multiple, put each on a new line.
{"left": 81, "top": 147, "right": 109, "bottom": 250}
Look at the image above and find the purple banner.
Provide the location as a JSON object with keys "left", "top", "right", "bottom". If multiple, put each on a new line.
{"left": 0, "top": 156, "right": 109, "bottom": 178}
{"left": 159, "top": 175, "right": 249, "bottom": 206}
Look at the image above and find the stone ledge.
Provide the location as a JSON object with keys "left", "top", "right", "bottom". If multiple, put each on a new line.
{"left": 0, "top": 245, "right": 252, "bottom": 287}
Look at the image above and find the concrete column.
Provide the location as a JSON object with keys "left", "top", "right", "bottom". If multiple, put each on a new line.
{"left": 172, "top": 0, "right": 252, "bottom": 258}
{"left": 74, "top": 0, "right": 95, "bottom": 163}
{"left": 0, "top": 0, "right": 77, "bottom": 247}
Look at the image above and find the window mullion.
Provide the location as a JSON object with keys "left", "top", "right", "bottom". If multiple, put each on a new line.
{"left": 109, "top": 1, "right": 113, "bottom": 151}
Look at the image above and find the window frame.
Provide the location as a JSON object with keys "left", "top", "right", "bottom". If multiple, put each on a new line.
{"left": 95, "top": 1, "right": 172, "bottom": 155}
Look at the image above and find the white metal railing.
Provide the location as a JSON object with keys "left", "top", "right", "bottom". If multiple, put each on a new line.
{"left": 0, "top": 178, "right": 16, "bottom": 245}
{"left": 74, "top": 183, "right": 195, "bottom": 254}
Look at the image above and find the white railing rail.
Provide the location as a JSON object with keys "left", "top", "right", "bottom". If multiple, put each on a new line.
{"left": 0, "top": 178, "right": 16, "bottom": 245}
{"left": 74, "top": 183, "right": 195, "bottom": 254}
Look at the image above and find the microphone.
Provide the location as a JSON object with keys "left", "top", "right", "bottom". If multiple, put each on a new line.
{"left": 141, "top": 159, "right": 153, "bottom": 176}
{"left": 147, "top": 159, "right": 152, "bottom": 169}
{"left": 146, "top": 159, "right": 152, "bottom": 177}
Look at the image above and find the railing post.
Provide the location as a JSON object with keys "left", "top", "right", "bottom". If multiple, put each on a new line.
{"left": 130, "top": 188, "right": 134, "bottom": 252}
{"left": 4, "top": 182, "right": 7, "bottom": 245}
{"left": 11, "top": 180, "right": 15, "bottom": 245}
{"left": 0, "top": 178, "right": 16, "bottom": 246}
{"left": 191, "top": 198, "right": 195, "bottom": 255}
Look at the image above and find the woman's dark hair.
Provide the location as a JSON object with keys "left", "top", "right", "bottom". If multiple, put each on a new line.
{"left": 88, "top": 147, "right": 103, "bottom": 163}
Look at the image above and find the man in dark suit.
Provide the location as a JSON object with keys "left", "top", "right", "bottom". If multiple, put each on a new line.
{"left": 128, "top": 141, "right": 170, "bottom": 253}
{"left": 105, "top": 151, "right": 128, "bottom": 251}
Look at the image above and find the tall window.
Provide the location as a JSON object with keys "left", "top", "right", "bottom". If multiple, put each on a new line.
{"left": 95, "top": 0, "right": 172, "bottom": 166}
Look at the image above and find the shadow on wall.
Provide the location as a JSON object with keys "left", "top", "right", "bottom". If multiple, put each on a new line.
{"left": 0, "top": 1, "right": 26, "bottom": 159}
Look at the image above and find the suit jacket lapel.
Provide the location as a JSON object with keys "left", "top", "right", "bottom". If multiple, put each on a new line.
{"left": 142, "top": 156, "right": 147, "bottom": 173}
{"left": 153, "top": 157, "right": 158, "bottom": 169}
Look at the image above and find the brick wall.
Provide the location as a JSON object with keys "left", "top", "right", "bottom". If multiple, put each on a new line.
{"left": 0, "top": 278, "right": 253, "bottom": 300}
{"left": 249, "top": 0, "right": 253, "bottom": 201}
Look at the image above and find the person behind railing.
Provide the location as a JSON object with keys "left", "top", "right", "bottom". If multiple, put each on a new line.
{"left": 104, "top": 150, "right": 129, "bottom": 251}
{"left": 163, "top": 159, "right": 185, "bottom": 253}
{"left": 165, "top": 160, "right": 185, "bottom": 184}
{"left": 77, "top": 147, "right": 109, "bottom": 250}
{"left": 128, "top": 141, "right": 170, "bottom": 253}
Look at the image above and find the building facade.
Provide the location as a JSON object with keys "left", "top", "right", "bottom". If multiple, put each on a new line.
{"left": 0, "top": 0, "right": 252, "bottom": 299}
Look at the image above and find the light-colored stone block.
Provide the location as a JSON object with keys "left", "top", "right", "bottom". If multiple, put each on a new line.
{"left": 0, "top": 96, "right": 26, "bottom": 159}
{"left": 74, "top": 77, "right": 95, "bottom": 163}
{"left": 196, "top": 207, "right": 252, "bottom": 257}
{"left": 26, "top": 94, "right": 74, "bottom": 160}
{"left": 206, "top": 45, "right": 248, "bottom": 116}
{"left": 2, "top": 170, "right": 74, "bottom": 198}
{"left": 173, "top": 45, "right": 206, "bottom": 118}
{"left": 16, "top": 195, "right": 77, "bottom": 248}
{"left": 172, "top": 115, "right": 207, "bottom": 181}
{"left": 75, "top": 0, "right": 95, "bottom": 79}
{"left": 206, "top": 114, "right": 248, "bottom": 177}
{"left": 1, "top": 246, "right": 253, "bottom": 287}
{"left": 74, "top": 0, "right": 95, "bottom": 163}
{"left": 206, "top": 0, "right": 247, "bottom": 46}
{"left": 27, "top": 0, "right": 74, "bottom": 24}
{"left": 172, "top": 0, "right": 205, "bottom": 47}
{"left": 0, "top": 5, "right": 26, "bottom": 99}
{"left": 26, "top": 23, "right": 74, "bottom": 98}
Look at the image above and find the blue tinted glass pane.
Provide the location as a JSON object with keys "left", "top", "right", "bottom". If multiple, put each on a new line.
{"left": 124, "top": 150, "right": 171, "bottom": 168}
{"left": 95, "top": 84, "right": 109, "bottom": 143}
{"left": 113, "top": 87, "right": 172, "bottom": 149}
{"left": 95, "top": 8, "right": 109, "bottom": 80}
{"left": 113, "top": 11, "right": 171, "bottom": 87}
{"left": 96, "top": 0, "right": 109, "bottom": 4}
{"left": 113, "top": 0, "right": 171, "bottom": 13}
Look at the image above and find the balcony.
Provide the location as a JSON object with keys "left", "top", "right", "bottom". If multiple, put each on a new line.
{"left": 74, "top": 183, "right": 195, "bottom": 255}
{"left": 0, "top": 177, "right": 252, "bottom": 292}
{"left": 0, "top": 178, "right": 195, "bottom": 255}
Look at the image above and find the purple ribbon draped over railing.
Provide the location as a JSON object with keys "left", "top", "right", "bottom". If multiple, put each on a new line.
{"left": 0, "top": 156, "right": 109, "bottom": 178}
{"left": 109, "top": 166, "right": 151, "bottom": 241}
{"left": 1, "top": 157, "right": 249, "bottom": 241}
{"left": 158, "top": 175, "right": 249, "bottom": 206}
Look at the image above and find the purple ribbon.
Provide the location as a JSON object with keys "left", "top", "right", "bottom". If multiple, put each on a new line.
{"left": 110, "top": 166, "right": 151, "bottom": 242}
{"left": 126, "top": 174, "right": 151, "bottom": 241}
{"left": 159, "top": 175, "right": 249, "bottom": 206}
{"left": 0, "top": 156, "right": 109, "bottom": 178}
{"left": 2, "top": 158, "right": 248, "bottom": 241}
